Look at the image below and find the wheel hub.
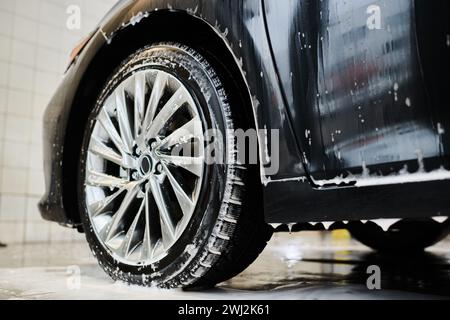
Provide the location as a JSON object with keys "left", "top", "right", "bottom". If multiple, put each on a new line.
{"left": 138, "top": 154, "right": 153, "bottom": 176}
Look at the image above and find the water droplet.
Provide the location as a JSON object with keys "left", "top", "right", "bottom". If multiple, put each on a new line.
{"left": 287, "top": 223, "right": 295, "bottom": 233}
{"left": 438, "top": 123, "right": 445, "bottom": 135}
{"left": 405, "top": 97, "right": 411, "bottom": 107}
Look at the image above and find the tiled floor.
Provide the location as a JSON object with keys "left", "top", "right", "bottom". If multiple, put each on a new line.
{"left": 0, "top": 231, "right": 449, "bottom": 300}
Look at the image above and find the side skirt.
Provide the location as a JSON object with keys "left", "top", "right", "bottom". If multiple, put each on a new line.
{"left": 264, "top": 179, "right": 450, "bottom": 224}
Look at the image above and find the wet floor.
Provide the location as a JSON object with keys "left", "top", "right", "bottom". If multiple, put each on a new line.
{"left": 0, "top": 231, "right": 449, "bottom": 300}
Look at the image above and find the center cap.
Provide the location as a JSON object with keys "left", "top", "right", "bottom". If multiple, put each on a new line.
{"left": 139, "top": 155, "right": 153, "bottom": 176}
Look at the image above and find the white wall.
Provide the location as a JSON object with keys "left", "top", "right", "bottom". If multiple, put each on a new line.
{"left": 0, "top": 0, "right": 117, "bottom": 244}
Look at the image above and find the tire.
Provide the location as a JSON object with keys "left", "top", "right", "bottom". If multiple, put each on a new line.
{"left": 348, "top": 219, "right": 450, "bottom": 252}
{"left": 77, "top": 43, "right": 273, "bottom": 289}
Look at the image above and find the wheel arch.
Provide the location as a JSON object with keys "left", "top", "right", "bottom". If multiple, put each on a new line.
{"left": 62, "top": 10, "right": 258, "bottom": 226}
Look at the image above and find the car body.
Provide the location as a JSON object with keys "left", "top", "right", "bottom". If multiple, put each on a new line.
{"left": 38, "top": 1, "right": 450, "bottom": 287}
{"left": 40, "top": 0, "right": 449, "bottom": 227}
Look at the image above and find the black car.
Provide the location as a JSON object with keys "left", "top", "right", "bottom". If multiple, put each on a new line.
{"left": 39, "top": 0, "right": 450, "bottom": 288}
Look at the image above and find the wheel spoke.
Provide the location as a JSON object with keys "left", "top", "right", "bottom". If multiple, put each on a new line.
{"left": 115, "top": 88, "right": 134, "bottom": 154}
{"left": 86, "top": 169, "right": 129, "bottom": 189}
{"left": 142, "top": 71, "right": 168, "bottom": 132}
{"left": 98, "top": 108, "right": 128, "bottom": 154}
{"left": 162, "top": 163, "right": 194, "bottom": 217}
{"left": 146, "top": 87, "right": 189, "bottom": 139}
{"left": 157, "top": 154, "right": 204, "bottom": 177}
{"left": 134, "top": 72, "right": 147, "bottom": 138}
{"left": 89, "top": 136, "right": 123, "bottom": 167}
{"left": 120, "top": 198, "right": 145, "bottom": 257}
{"left": 141, "top": 190, "right": 153, "bottom": 261}
{"left": 158, "top": 116, "right": 203, "bottom": 150}
{"left": 89, "top": 187, "right": 125, "bottom": 217}
{"left": 149, "top": 177, "right": 176, "bottom": 248}
{"left": 102, "top": 183, "right": 140, "bottom": 242}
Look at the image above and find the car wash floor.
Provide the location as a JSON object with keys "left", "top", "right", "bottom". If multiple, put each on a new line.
{"left": 0, "top": 231, "right": 449, "bottom": 300}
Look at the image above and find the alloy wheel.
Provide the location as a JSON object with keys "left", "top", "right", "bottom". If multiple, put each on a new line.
{"left": 84, "top": 69, "right": 205, "bottom": 265}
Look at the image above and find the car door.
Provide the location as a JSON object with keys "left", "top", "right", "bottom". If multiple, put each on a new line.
{"left": 263, "top": 0, "right": 447, "bottom": 186}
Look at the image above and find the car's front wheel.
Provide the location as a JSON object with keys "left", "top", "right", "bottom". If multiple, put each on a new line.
{"left": 77, "top": 43, "right": 272, "bottom": 288}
